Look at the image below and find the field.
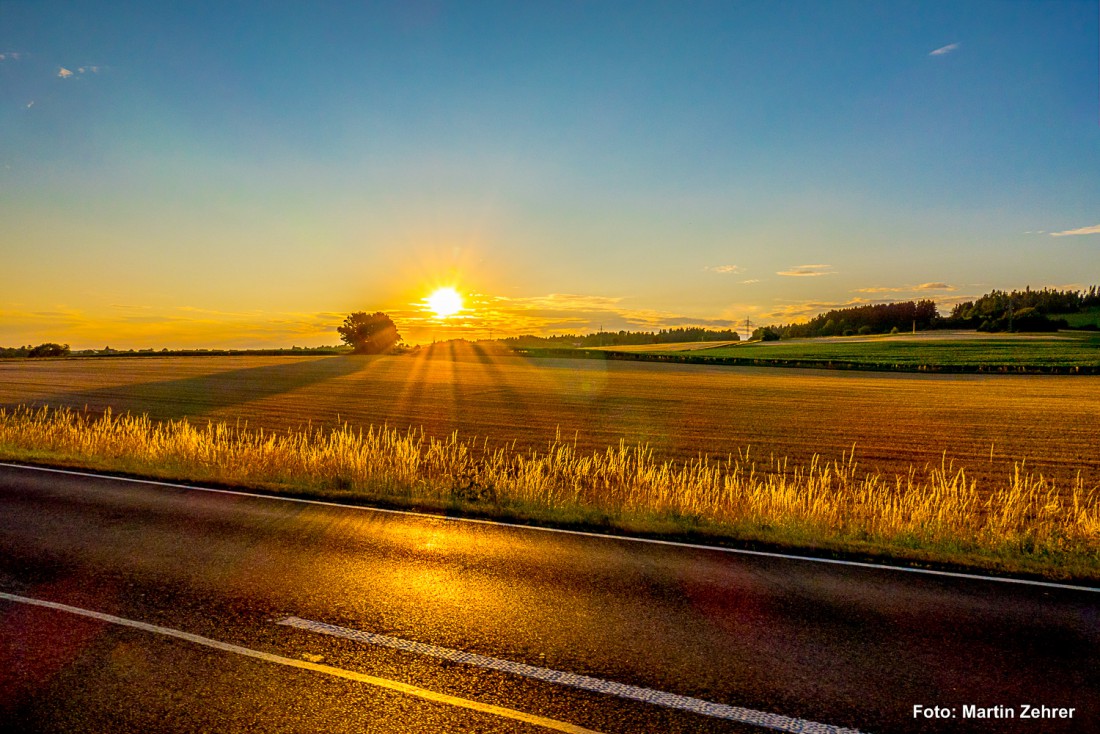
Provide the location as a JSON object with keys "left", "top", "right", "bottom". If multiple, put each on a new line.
{"left": 646, "top": 331, "right": 1100, "bottom": 370}
{"left": 1057, "top": 307, "right": 1100, "bottom": 330}
{"left": 2, "top": 342, "right": 1099, "bottom": 488}
{"left": 1, "top": 343, "right": 1098, "bottom": 578}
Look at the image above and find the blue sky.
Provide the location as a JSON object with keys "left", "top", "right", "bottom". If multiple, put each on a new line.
{"left": 2, "top": 1, "right": 1097, "bottom": 347}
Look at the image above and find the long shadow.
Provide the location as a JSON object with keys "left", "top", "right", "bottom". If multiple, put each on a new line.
{"left": 3, "top": 356, "right": 371, "bottom": 422}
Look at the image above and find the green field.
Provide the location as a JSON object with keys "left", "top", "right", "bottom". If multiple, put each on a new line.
{"left": 1057, "top": 307, "right": 1100, "bottom": 330}
{"left": 641, "top": 331, "right": 1100, "bottom": 371}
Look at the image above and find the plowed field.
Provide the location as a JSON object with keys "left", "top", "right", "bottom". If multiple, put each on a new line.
{"left": 3, "top": 342, "right": 1098, "bottom": 489}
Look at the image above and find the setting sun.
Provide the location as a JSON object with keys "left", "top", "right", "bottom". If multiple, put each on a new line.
{"left": 426, "top": 288, "right": 463, "bottom": 318}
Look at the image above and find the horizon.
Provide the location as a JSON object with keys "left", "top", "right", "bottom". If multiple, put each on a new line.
{"left": 3, "top": 1, "right": 1098, "bottom": 350}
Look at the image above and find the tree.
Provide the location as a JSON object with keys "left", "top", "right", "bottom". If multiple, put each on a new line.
{"left": 337, "top": 312, "right": 400, "bottom": 354}
{"left": 28, "top": 343, "right": 70, "bottom": 358}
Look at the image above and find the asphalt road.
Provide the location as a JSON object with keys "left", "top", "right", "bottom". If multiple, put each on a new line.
{"left": 0, "top": 463, "right": 1095, "bottom": 733}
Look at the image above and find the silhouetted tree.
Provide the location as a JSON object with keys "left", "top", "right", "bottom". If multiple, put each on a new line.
{"left": 27, "top": 343, "right": 69, "bottom": 357}
{"left": 337, "top": 312, "right": 400, "bottom": 354}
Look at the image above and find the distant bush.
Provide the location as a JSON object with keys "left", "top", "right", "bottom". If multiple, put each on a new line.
{"left": 0, "top": 343, "right": 70, "bottom": 358}
{"left": 751, "top": 326, "right": 781, "bottom": 341}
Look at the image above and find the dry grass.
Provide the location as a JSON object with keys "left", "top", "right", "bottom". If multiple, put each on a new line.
{"left": 2, "top": 405, "right": 1097, "bottom": 580}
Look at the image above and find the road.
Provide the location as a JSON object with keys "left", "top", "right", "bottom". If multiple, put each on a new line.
{"left": 0, "top": 463, "right": 1095, "bottom": 733}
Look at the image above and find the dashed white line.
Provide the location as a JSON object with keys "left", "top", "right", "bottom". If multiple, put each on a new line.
{"left": 279, "top": 615, "right": 865, "bottom": 734}
{"left": 0, "top": 592, "right": 601, "bottom": 734}
{"left": 3, "top": 461, "right": 1097, "bottom": 593}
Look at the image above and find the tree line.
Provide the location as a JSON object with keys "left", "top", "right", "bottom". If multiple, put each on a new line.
{"left": 757, "top": 300, "right": 939, "bottom": 340}
{"left": 755, "top": 286, "right": 1099, "bottom": 339}
{"left": 0, "top": 343, "right": 70, "bottom": 358}
{"left": 499, "top": 327, "right": 741, "bottom": 349}
{"left": 947, "top": 286, "right": 1100, "bottom": 332}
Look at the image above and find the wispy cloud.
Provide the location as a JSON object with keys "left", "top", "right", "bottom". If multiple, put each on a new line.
{"left": 57, "top": 65, "right": 101, "bottom": 80}
{"left": 0, "top": 52, "right": 24, "bottom": 62}
{"left": 758, "top": 298, "right": 875, "bottom": 323}
{"left": 704, "top": 264, "right": 743, "bottom": 274}
{"left": 741, "top": 279, "right": 761, "bottom": 285}
{"left": 777, "top": 264, "right": 834, "bottom": 277}
{"left": 1050, "top": 224, "right": 1100, "bottom": 237}
{"left": 929, "top": 43, "right": 960, "bottom": 56}
{"left": 855, "top": 282, "right": 955, "bottom": 294}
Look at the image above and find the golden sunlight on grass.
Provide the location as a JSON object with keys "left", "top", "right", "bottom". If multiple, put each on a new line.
{"left": 1, "top": 405, "right": 1097, "bottom": 579}
{"left": 426, "top": 288, "right": 463, "bottom": 318}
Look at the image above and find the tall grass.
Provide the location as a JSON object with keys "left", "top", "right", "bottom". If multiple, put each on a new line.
{"left": 2, "top": 406, "right": 1097, "bottom": 577}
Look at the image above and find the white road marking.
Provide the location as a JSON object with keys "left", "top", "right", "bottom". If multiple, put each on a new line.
{"left": 0, "top": 592, "right": 601, "bottom": 734}
{"left": 280, "top": 615, "right": 864, "bottom": 734}
{"left": 2, "top": 461, "right": 1097, "bottom": 593}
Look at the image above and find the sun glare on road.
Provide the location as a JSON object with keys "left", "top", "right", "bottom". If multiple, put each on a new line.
{"left": 427, "top": 288, "right": 463, "bottom": 318}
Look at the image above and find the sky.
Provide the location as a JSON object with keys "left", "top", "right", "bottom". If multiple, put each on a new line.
{"left": 2, "top": 0, "right": 1098, "bottom": 348}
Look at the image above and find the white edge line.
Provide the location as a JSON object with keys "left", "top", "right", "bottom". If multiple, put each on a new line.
{"left": 0, "top": 591, "right": 603, "bottom": 734}
{"left": 278, "top": 615, "right": 864, "bottom": 734}
{"left": 2, "top": 461, "right": 1097, "bottom": 594}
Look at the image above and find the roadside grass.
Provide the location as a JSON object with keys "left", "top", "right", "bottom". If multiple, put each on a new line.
{"left": 2, "top": 406, "right": 1097, "bottom": 582}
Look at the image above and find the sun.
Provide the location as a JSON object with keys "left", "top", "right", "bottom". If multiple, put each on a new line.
{"left": 426, "top": 287, "right": 463, "bottom": 318}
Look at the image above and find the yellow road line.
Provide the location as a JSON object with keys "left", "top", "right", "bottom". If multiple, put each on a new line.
{"left": 0, "top": 591, "right": 602, "bottom": 734}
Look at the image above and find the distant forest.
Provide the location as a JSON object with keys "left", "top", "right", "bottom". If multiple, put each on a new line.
{"left": 499, "top": 326, "right": 741, "bottom": 349}
{"left": 502, "top": 287, "right": 1100, "bottom": 348}
{"left": 756, "top": 286, "right": 1100, "bottom": 339}
{"left": 947, "top": 286, "right": 1100, "bottom": 332}
{"left": 757, "top": 300, "right": 939, "bottom": 340}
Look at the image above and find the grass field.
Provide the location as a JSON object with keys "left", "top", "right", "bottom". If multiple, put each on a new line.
{"left": 1, "top": 343, "right": 1098, "bottom": 578}
{"left": 1057, "top": 307, "right": 1100, "bottom": 330}
{"left": 650, "top": 331, "right": 1100, "bottom": 369}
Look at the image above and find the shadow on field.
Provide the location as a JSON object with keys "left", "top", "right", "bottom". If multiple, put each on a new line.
{"left": 4, "top": 356, "right": 372, "bottom": 422}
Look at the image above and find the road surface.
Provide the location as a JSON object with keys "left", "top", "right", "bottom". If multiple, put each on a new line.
{"left": 0, "top": 463, "right": 1095, "bottom": 733}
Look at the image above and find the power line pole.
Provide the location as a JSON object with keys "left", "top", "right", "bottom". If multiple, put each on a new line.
{"left": 742, "top": 316, "right": 756, "bottom": 341}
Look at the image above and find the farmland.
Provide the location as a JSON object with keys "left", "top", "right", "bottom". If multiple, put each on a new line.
{"left": 2, "top": 342, "right": 1098, "bottom": 577}
{"left": 2, "top": 342, "right": 1098, "bottom": 489}
{"left": 620, "top": 330, "right": 1100, "bottom": 371}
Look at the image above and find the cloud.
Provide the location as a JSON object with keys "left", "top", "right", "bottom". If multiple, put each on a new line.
{"left": 1050, "top": 224, "right": 1100, "bottom": 237}
{"left": 758, "top": 298, "right": 875, "bottom": 323}
{"left": 854, "top": 286, "right": 907, "bottom": 294}
{"left": 741, "top": 279, "right": 761, "bottom": 284}
{"left": 929, "top": 43, "right": 960, "bottom": 56}
{"left": 855, "top": 282, "right": 955, "bottom": 294}
{"left": 777, "top": 264, "right": 834, "bottom": 277}
{"left": 57, "top": 67, "right": 73, "bottom": 78}
{"left": 705, "top": 264, "right": 743, "bottom": 274}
